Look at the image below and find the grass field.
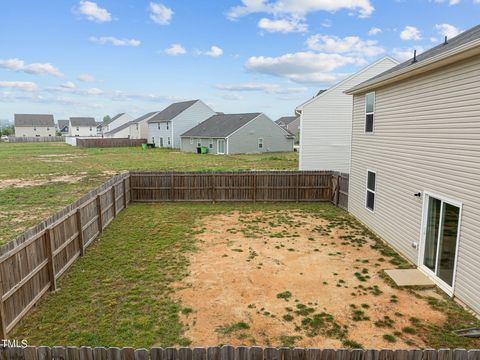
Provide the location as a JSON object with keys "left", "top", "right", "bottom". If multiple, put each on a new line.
{"left": 11, "top": 203, "right": 480, "bottom": 349}
{"left": 0, "top": 142, "right": 297, "bottom": 244}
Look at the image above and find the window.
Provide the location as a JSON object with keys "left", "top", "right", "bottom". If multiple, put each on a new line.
{"left": 135, "top": 123, "right": 139, "bottom": 130}
{"left": 197, "top": 140, "right": 202, "bottom": 147}
{"left": 209, "top": 140, "right": 213, "bottom": 149}
{"left": 366, "top": 170, "right": 376, "bottom": 211}
{"left": 152, "top": 137, "right": 155, "bottom": 143}
{"left": 76, "top": 127, "right": 79, "bottom": 131}
{"left": 34, "top": 127, "right": 37, "bottom": 131}
{"left": 89, "top": 127, "right": 92, "bottom": 131}
{"left": 166, "top": 122, "right": 169, "bottom": 130}
{"left": 157, "top": 123, "right": 161, "bottom": 130}
{"left": 258, "top": 138, "right": 264, "bottom": 149}
{"left": 365, "top": 92, "right": 375, "bottom": 133}
{"left": 167, "top": 137, "right": 171, "bottom": 145}
{"left": 190, "top": 138, "right": 194, "bottom": 145}
{"left": 47, "top": 127, "right": 50, "bottom": 131}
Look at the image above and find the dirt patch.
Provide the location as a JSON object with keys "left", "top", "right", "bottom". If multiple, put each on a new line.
{"left": 0, "top": 174, "right": 87, "bottom": 190}
{"left": 36, "top": 154, "right": 87, "bottom": 163}
{"left": 175, "top": 211, "right": 445, "bottom": 348}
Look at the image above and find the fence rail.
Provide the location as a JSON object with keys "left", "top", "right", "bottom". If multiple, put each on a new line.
{"left": 76, "top": 138, "right": 147, "bottom": 148}
{"left": 7, "top": 136, "right": 64, "bottom": 143}
{"left": 0, "top": 346, "right": 478, "bottom": 360}
{"left": 0, "top": 171, "right": 348, "bottom": 337}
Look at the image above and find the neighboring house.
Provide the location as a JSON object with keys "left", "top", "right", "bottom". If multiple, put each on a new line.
{"left": 275, "top": 116, "right": 300, "bottom": 136}
{"left": 345, "top": 25, "right": 480, "bottom": 314}
{"left": 102, "top": 113, "right": 134, "bottom": 133}
{"left": 180, "top": 113, "right": 294, "bottom": 155}
{"left": 69, "top": 117, "right": 97, "bottom": 137}
{"left": 57, "top": 120, "right": 69, "bottom": 136}
{"left": 14, "top": 114, "right": 55, "bottom": 137}
{"left": 296, "top": 56, "right": 399, "bottom": 173}
{"left": 147, "top": 100, "right": 216, "bottom": 148}
{"left": 96, "top": 122, "right": 103, "bottom": 137}
{"left": 104, "top": 111, "right": 159, "bottom": 139}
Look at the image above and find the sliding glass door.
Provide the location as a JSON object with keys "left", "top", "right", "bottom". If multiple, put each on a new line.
{"left": 421, "top": 193, "right": 461, "bottom": 292}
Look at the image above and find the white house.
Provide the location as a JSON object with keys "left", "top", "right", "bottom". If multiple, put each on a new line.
{"left": 14, "top": 114, "right": 55, "bottom": 137}
{"left": 104, "top": 111, "right": 159, "bottom": 139}
{"left": 102, "top": 113, "right": 134, "bottom": 134}
{"left": 69, "top": 117, "right": 98, "bottom": 137}
{"left": 147, "top": 100, "right": 216, "bottom": 148}
{"left": 296, "top": 57, "right": 399, "bottom": 173}
{"left": 345, "top": 25, "right": 480, "bottom": 314}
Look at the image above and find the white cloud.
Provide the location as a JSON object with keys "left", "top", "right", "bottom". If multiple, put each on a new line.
{"left": 61, "top": 81, "right": 77, "bottom": 89}
{"left": 0, "top": 81, "right": 39, "bottom": 92}
{"left": 47, "top": 83, "right": 104, "bottom": 96}
{"left": 215, "top": 82, "right": 307, "bottom": 94}
{"left": 228, "top": 0, "right": 374, "bottom": 19}
{"left": 76, "top": 1, "right": 112, "bottom": 23}
{"left": 149, "top": 2, "right": 173, "bottom": 25}
{"left": 306, "top": 34, "right": 384, "bottom": 57}
{"left": 400, "top": 26, "right": 422, "bottom": 41}
{"left": 164, "top": 44, "right": 187, "bottom": 55}
{"left": 197, "top": 46, "right": 223, "bottom": 57}
{"left": 321, "top": 19, "right": 332, "bottom": 28}
{"left": 368, "top": 27, "right": 382, "bottom": 35}
{"left": 258, "top": 17, "right": 307, "bottom": 33}
{"left": 429, "top": 0, "right": 460, "bottom": 5}
{"left": 392, "top": 47, "right": 425, "bottom": 62}
{"left": 219, "top": 93, "right": 243, "bottom": 101}
{"left": 435, "top": 23, "right": 461, "bottom": 38}
{"left": 78, "top": 74, "right": 96, "bottom": 82}
{"left": 245, "top": 52, "right": 359, "bottom": 85}
{"left": 89, "top": 36, "right": 141, "bottom": 47}
{"left": 0, "top": 58, "right": 63, "bottom": 77}
{"left": 111, "top": 90, "right": 181, "bottom": 102}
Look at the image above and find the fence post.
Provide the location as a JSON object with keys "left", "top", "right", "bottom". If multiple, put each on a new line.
{"left": 112, "top": 185, "right": 117, "bottom": 217}
{"left": 123, "top": 178, "right": 128, "bottom": 209}
{"left": 211, "top": 174, "right": 216, "bottom": 203}
{"left": 96, "top": 195, "right": 103, "bottom": 233}
{"left": 296, "top": 173, "right": 300, "bottom": 203}
{"left": 76, "top": 209, "right": 85, "bottom": 256}
{"left": 0, "top": 287, "right": 7, "bottom": 338}
{"left": 129, "top": 174, "right": 133, "bottom": 204}
{"left": 336, "top": 174, "right": 340, "bottom": 206}
{"left": 253, "top": 172, "right": 257, "bottom": 203}
{"left": 170, "top": 174, "right": 175, "bottom": 202}
{"left": 45, "top": 228, "right": 57, "bottom": 291}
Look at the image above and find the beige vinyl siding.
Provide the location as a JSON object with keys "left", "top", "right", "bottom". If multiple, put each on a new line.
{"left": 349, "top": 55, "right": 480, "bottom": 314}
{"left": 298, "top": 57, "right": 398, "bottom": 172}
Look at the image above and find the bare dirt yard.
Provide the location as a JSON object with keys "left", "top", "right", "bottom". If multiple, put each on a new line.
{"left": 175, "top": 210, "right": 447, "bottom": 349}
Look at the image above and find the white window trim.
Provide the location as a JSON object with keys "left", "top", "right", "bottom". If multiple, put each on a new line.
{"left": 417, "top": 191, "right": 463, "bottom": 297}
{"left": 258, "top": 138, "right": 264, "bottom": 149}
{"left": 364, "top": 91, "right": 375, "bottom": 134}
{"left": 217, "top": 139, "right": 226, "bottom": 155}
{"left": 365, "top": 169, "right": 376, "bottom": 213}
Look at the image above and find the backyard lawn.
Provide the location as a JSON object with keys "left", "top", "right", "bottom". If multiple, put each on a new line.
{"left": 11, "top": 203, "right": 480, "bottom": 349}
{"left": 0, "top": 142, "right": 297, "bottom": 244}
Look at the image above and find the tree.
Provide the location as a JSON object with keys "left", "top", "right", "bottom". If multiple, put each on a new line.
{"left": 103, "top": 115, "right": 112, "bottom": 124}
{"left": 0, "top": 125, "right": 14, "bottom": 136}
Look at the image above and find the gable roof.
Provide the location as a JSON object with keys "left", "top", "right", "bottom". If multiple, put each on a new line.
{"left": 57, "top": 120, "right": 69, "bottom": 131}
{"left": 147, "top": 100, "right": 199, "bottom": 123}
{"left": 296, "top": 56, "right": 399, "bottom": 111}
{"left": 103, "top": 111, "right": 159, "bottom": 135}
{"left": 110, "top": 113, "right": 125, "bottom": 122}
{"left": 70, "top": 117, "right": 97, "bottom": 127}
{"left": 181, "top": 113, "right": 261, "bottom": 138}
{"left": 347, "top": 24, "right": 480, "bottom": 94}
{"left": 14, "top": 114, "right": 54, "bottom": 127}
{"left": 275, "top": 116, "right": 298, "bottom": 126}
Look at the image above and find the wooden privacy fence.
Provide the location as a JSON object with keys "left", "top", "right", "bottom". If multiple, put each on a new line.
{"left": 0, "top": 172, "right": 130, "bottom": 338}
{"left": 0, "top": 171, "right": 348, "bottom": 338}
{"left": 76, "top": 138, "right": 147, "bottom": 148}
{"left": 1, "top": 346, "right": 479, "bottom": 360}
{"left": 130, "top": 171, "right": 345, "bottom": 204}
{"left": 7, "top": 136, "right": 64, "bottom": 143}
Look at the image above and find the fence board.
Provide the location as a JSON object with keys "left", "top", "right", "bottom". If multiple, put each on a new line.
{"left": 76, "top": 138, "right": 146, "bottom": 148}
{"left": 7, "top": 136, "right": 64, "bottom": 143}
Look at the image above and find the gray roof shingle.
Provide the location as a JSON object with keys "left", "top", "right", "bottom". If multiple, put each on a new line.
{"left": 57, "top": 120, "right": 69, "bottom": 131}
{"left": 181, "top": 113, "right": 261, "bottom": 138}
{"left": 14, "top": 114, "right": 54, "bottom": 127}
{"left": 275, "top": 116, "right": 298, "bottom": 125}
{"left": 70, "top": 117, "right": 97, "bottom": 127}
{"left": 147, "top": 100, "right": 199, "bottom": 123}
{"left": 358, "top": 24, "right": 480, "bottom": 88}
{"left": 110, "top": 113, "right": 125, "bottom": 122}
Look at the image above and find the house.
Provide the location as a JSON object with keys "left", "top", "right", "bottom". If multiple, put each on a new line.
{"left": 275, "top": 116, "right": 300, "bottom": 136}
{"left": 345, "top": 25, "right": 480, "bottom": 314}
{"left": 14, "top": 114, "right": 55, "bottom": 137}
{"left": 296, "top": 56, "right": 399, "bottom": 173}
{"left": 180, "top": 113, "right": 294, "bottom": 154}
{"left": 102, "top": 113, "right": 134, "bottom": 133}
{"left": 96, "top": 122, "right": 103, "bottom": 137}
{"left": 104, "top": 111, "right": 159, "bottom": 139}
{"left": 57, "top": 120, "right": 69, "bottom": 136}
{"left": 69, "top": 117, "right": 98, "bottom": 137}
{"left": 147, "top": 100, "right": 216, "bottom": 148}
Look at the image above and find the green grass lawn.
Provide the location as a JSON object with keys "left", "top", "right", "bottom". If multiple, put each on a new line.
{"left": 11, "top": 203, "right": 480, "bottom": 349}
{"left": 0, "top": 142, "right": 297, "bottom": 244}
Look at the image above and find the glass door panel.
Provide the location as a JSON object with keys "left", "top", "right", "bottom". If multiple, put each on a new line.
{"left": 437, "top": 203, "right": 460, "bottom": 286}
{"left": 423, "top": 197, "right": 441, "bottom": 271}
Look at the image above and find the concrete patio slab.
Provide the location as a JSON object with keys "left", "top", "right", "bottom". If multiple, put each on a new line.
{"left": 385, "top": 269, "right": 436, "bottom": 287}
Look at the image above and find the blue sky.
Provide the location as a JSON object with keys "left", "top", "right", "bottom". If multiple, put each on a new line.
{"left": 0, "top": 0, "right": 477, "bottom": 122}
